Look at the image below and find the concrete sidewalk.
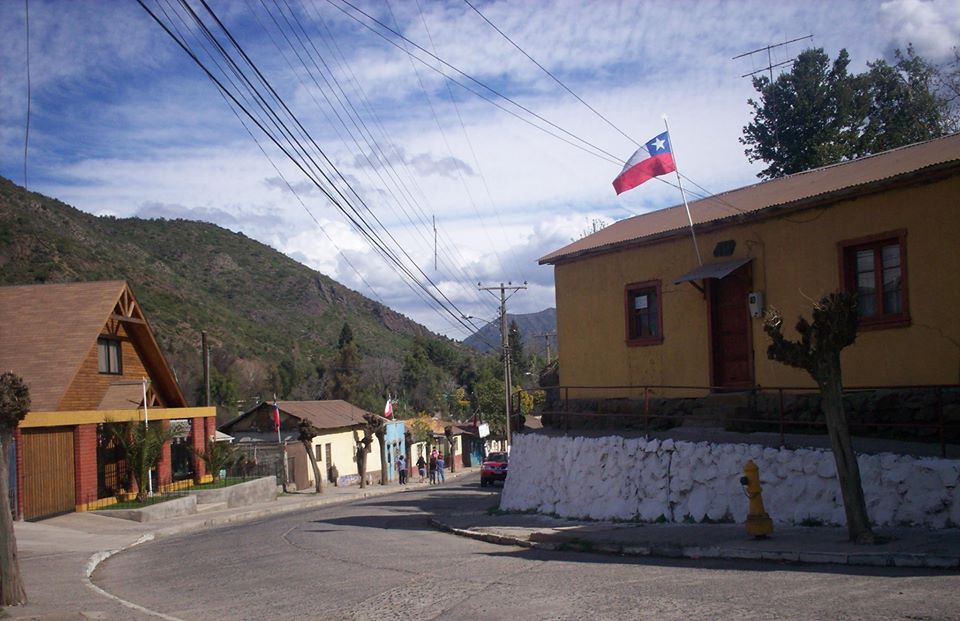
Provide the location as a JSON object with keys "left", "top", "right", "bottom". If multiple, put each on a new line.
{"left": 431, "top": 506, "right": 960, "bottom": 569}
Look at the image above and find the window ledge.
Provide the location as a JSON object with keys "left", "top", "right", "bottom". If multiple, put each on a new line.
{"left": 859, "top": 315, "right": 911, "bottom": 331}
{"left": 626, "top": 336, "right": 663, "bottom": 347}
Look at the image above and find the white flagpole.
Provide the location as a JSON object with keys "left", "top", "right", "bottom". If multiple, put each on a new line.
{"left": 143, "top": 378, "right": 153, "bottom": 496}
{"left": 274, "top": 394, "right": 288, "bottom": 490}
{"left": 663, "top": 116, "right": 703, "bottom": 266}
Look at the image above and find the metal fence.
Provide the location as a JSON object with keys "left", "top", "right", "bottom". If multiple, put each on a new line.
{"left": 516, "top": 384, "right": 960, "bottom": 457}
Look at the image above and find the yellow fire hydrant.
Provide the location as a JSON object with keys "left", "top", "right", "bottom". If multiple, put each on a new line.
{"left": 740, "top": 460, "right": 773, "bottom": 538}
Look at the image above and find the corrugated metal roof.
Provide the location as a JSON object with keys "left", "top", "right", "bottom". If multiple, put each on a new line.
{"left": 540, "top": 133, "right": 960, "bottom": 265}
{"left": 672, "top": 257, "right": 753, "bottom": 285}
{"left": 278, "top": 400, "right": 372, "bottom": 430}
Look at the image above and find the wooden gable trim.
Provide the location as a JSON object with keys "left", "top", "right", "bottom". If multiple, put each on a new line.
{"left": 112, "top": 284, "right": 187, "bottom": 408}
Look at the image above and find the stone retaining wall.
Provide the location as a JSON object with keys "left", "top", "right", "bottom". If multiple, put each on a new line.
{"left": 500, "top": 434, "right": 960, "bottom": 528}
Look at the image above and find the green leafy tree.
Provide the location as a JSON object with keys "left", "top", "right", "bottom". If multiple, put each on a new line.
{"left": 108, "top": 421, "right": 177, "bottom": 502}
{"left": 400, "top": 343, "right": 446, "bottom": 412}
{"left": 326, "top": 323, "right": 360, "bottom": 403}
{"left": 764, "top": 291, "right": 874, "bottom": 543}
{"left": 473, "top": 376, "right": 506, "bottom": 437}
{"left": 859, "top": 45, "right": 952, "bottom": 155}
{"left": 742, "top": 48, "right": 862, "bottom": 179}
{"left": 409, "top": 415, "right": 434, "bottom": 455}
{"left": 0, "top": 372, "right": 29, "bottom": 606}
{"left": 742, "top": 47, "right": 953, "bottom": 179}
{"left": 508, "top": 320, "right": 528, "bottom": 386}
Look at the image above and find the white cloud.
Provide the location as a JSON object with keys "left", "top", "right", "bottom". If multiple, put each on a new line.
{"left": 880, "top": 0, "right": 960, "bottom": 60}
{"left": 3, "top": 0, "right": 956, "bottom": 339}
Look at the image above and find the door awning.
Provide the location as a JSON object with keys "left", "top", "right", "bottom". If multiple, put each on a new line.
{"left": 672, "top": 257, "right": 752, "bottom": 285}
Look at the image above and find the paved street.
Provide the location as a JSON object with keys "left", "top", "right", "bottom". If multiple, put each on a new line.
{"left": 91, "top": 474, "right": 960, "bottom": 621}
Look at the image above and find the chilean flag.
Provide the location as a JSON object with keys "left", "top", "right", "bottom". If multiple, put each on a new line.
{"left": 383, "top": 398, "right": 393, "bottom": 418}
{"left": 272, "top": 402, "right": 281, "bottom": 431}
{"left": 613, "top": 131, "right": 676, "bottom": 195}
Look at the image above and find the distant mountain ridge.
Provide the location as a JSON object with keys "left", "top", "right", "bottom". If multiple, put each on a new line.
{"left": 463, "top": 308, "right": 557, "bottom": 356}
{"left": 0, "top": 176, "right": 460, "bottom": 406}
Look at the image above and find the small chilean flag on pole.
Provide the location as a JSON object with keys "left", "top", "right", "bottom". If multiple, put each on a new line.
{"left": 383, "top": 397, "right": 393, "bottom": 418}
{"left": 612, "top": 131, "right": 676, "bottom": 195}
{"left": 272, "top": 401, "right": 281, "bottom": 432}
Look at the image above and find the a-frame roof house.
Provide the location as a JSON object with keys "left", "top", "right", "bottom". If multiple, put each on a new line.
{"left": 0, "top": 280, "right": 186, "bottom": 412}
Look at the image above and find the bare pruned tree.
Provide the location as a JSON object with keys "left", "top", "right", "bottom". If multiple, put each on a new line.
{"left": 764, "top": 291, "right": 875, "bottom": 543}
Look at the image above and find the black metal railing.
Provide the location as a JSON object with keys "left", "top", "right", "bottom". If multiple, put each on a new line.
{"left": 514, "top": 383, "right": 960, "bottom": 457}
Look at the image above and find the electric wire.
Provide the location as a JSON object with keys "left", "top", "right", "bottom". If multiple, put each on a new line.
{"left": 411, "top": 0, "right": 529, "bottom": 284}
{"left": 264, "top": 0, "right": 495, "bottom": 311}
{"left": 383, "top": 0, "right": 508, "bottom": 279}
{"left": 139, "top": 0, "right": 485, "bottom": 337}
{"left": 22, "top": 0, "right": 31, "bottom": 191}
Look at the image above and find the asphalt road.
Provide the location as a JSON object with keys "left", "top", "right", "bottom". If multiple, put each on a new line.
{"left": 94, "top": 474, "right": 960, "bottom": 621}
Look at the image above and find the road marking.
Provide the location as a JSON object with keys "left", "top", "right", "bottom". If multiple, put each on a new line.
{"left": 83, "top": 533, "right": 188, "bottom": 621}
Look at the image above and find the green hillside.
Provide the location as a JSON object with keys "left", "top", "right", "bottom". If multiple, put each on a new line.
{"left": 0, "top": 176, "right": 477, "bottom": 415}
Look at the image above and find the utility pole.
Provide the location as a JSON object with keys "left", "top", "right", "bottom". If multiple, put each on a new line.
{"left": 202, "top": 331, "right": 210, "bottom": 407}
{"left": 479, "top": 281, "right": 526, "bottom": 450}
{"left": 534, "top": 331, "right": 557, "bottom": 365}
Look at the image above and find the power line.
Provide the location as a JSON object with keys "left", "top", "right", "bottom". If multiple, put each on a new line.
{"left": 139, "top": 0, "right": 486, "bottom": 337}
{"left": 462, "top": 0, "right": 638, "bottom": 148}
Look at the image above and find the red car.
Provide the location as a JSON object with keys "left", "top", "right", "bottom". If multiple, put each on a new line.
{"left": 480, "top": 452, "right": 508, "bottom": 487}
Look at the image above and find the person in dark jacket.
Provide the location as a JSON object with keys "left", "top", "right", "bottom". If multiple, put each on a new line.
{"left": 416, "top": 455, "right": 426, "bottom": 483}
{"left": 428, "top": 452, "right": 438, "bottom": 485}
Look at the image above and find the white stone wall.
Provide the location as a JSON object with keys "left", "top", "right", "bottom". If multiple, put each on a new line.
{"left": 500, "top": 434, "right": 960, "bottom": 528}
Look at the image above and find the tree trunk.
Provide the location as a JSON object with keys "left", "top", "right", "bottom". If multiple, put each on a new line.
{"left": 376, "top": 430, "right": 387, "bottom": 486}
{"left": 449, "top": 440, "right": 457, "bottom": 473}
{"left": 357, "top": 444, "right": 367, "bottom": 489}
{"left": 820, "top": 355, "right": 875, "bottom": 543}
{"left": 0, "top": 435, "right": 26, "bottom": 606}
{"left": 301, "top": 440, "right": 323, "bottom": 494}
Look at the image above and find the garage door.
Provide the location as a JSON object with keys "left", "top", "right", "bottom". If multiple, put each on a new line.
{"left": 21, "top": 428, "right": 75, "bottom": 520}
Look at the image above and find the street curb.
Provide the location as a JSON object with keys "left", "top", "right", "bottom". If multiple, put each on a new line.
{"left": 427, "top": 519, "right": 960, "bottom": 570}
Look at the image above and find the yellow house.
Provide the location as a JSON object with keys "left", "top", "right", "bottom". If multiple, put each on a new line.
{"left": 220, "top": 400, "right": 384, "bottom": 488}
{"left": 539, "top": 134, "right": 960, "bottom": 400}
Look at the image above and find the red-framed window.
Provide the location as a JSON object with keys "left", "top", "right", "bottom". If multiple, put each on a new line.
{"left": 839, "top": 230, "right": 909, "bottom": 329}
{"left": 625, "top": 280, "right": 663, "bottom": 346}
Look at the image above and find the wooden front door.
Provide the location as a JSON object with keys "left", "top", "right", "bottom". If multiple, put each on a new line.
{"left": 21, "top": 427, "right": 75, "bottom": 520}
{"left": 709, "top": 263, "right": 754, "bottom": 390}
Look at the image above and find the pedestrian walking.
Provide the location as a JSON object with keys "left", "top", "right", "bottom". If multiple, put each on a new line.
{"left": 436, "top": 453, "right": 445, "bottom": 484}
{"left": 416, "top": 455, "right": 426, "bottom": 483}
{"left": 429, "top": 452, "right": 438, "bottom": 484}
{"left": 396, "top": 454, "right": 407, "bottom": 485}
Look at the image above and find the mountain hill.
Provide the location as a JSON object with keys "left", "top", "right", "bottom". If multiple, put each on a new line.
{"left": 0, "top": 176, "right": 462, "bottom": 410}
{"left": 463, "top": 308, "right": 557, "bottom": 356}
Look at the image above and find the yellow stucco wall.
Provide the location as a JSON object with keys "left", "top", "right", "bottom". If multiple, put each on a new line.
{"left": 554, "top": 174, "right": 960, "bottom": 395}
{"left": 299, "top": 429, "right": 383, "bottom": 486}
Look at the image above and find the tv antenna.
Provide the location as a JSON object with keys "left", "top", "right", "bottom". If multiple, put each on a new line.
{"left": 733, "top": 35, "right": 813, "bottom": 82}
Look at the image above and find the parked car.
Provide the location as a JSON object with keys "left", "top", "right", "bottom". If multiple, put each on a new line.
{"left": 480, "top": 452, "right": 508, "bottom": 487}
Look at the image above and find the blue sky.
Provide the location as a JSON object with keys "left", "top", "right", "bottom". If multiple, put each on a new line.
{"left": 2, "top": 0, "right": 958, "bottom": 338}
